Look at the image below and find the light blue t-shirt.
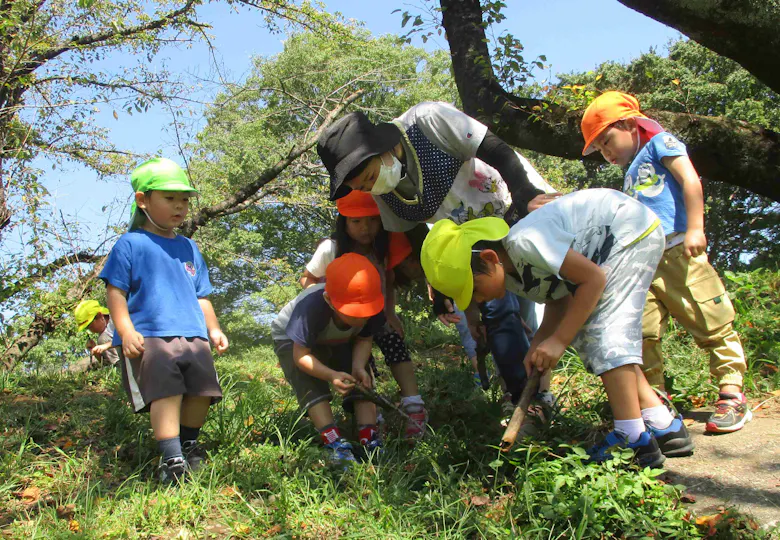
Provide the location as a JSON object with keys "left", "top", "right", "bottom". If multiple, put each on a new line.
{"left": 624, "top": 132, "right": 688, "bottom": 235}
{"left": 99, "top": 230, "right": 212, "bottom": 344}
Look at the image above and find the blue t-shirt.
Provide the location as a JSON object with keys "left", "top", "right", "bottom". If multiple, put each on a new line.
{"left": 99, "top": 230, "right": 212, "bottom": 344}
{"left": 271, "top": 285, "right": 384, "bottom": 348}
{"left": 624, "top": 132, "right": 689, "bottom": 235}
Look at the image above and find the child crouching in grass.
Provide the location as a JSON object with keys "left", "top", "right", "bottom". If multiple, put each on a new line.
{"left": 273, "top": 253, "right": 385, "bottom": 467}
{"left": 422, "top": 188, "right": 695, "bottom": 467}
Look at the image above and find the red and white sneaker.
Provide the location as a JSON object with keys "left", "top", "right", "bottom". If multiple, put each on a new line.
{"left": 403, "top": 405, "right": 428, "bottom": 440}
{"left": 706, "top": 392, "right": 752, "bottom": 433}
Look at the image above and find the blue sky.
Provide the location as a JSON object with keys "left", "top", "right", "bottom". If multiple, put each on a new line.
{"left": 43, "top": 0, "right": 681, "bottom": 243}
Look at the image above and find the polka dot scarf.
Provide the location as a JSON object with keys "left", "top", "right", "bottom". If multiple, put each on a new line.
{"left": 379, "top": 124, "right": 462, "bottom": 222}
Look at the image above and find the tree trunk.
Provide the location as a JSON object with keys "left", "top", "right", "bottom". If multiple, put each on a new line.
{"left": 617, "top": 0, "right": 780, "bottom": 96}
{"left": 439, "top": 0, "right": 780, "bottom": 202}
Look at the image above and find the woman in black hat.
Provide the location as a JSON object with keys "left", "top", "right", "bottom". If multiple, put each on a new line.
{"left": 317, "top": 101, "right": 559, "bottom": 408}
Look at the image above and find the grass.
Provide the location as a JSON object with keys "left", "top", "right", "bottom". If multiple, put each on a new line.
{"left": 0, "top": 269, "right": 777, "bottom": 539}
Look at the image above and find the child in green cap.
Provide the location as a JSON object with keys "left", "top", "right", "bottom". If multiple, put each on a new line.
{"left": 99, "top": 157, "right": 229, "bottom": 484}
{"left": 422, "top": 188, "right": 695, "bottom": 468}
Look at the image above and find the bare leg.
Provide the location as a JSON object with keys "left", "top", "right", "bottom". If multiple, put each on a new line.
{"left": 390, "top": 362, "right": 419, "bottom": 397}
{"left": 600, "top": 365, "right": 641, "bottom": 421}
{"left": 180, "top": 395, "right": 212, "bottom": 428}
{"left": 150, "top": 395, "right": 183, "bottom": 440}
{"left": 354, "top": 400, "right": 377, "bottom": 426}
{"left": 634, "top": 365, "right": 664, "bottom": 410}
{"left": 307, "top": 401, "right": 335, "bottom": 431}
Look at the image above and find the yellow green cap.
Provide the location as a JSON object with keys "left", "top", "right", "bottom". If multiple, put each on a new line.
{"left": 421, "top": 217, "right": 509, "bottom": 309}
{"left": 74, "top": 300, "right": 109, "bottom": 332}
{"left": 129, "top": 157, "right": 197, "bottom": 229}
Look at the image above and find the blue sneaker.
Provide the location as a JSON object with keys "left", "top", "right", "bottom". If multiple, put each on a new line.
{"left": 324, "top": 438, "right": 357, "bottom": 468}
{"left": 647, "top": 415, "right": 694, "bottom": 457}
{"left": 587, "top": 430, "right": 666, "bottom": 468}
{"left": 363, "top": 434, "right": 384, "bottom": 455}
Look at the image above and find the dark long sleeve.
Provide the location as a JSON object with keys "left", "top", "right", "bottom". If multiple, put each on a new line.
{"left": 476, "top": 130, "right": 543, "bottom": 221}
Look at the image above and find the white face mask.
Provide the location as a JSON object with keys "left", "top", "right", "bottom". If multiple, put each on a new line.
{"left": 370, "top": 154, "right": 403, "bottom": 195}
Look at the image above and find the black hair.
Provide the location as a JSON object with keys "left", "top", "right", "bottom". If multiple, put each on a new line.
{"left": 332, "top": 213, "right": 389, "bottom": 262}
{"left": 470, "top": 239, "right": 505, "bottom": 276}
{"left": 344, "top": 156, "right": 373, "bottom": 184}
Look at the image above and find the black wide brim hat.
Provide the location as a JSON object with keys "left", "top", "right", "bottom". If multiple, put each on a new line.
{"left": 317, "top": 111, "right": 401, "bottom": 200}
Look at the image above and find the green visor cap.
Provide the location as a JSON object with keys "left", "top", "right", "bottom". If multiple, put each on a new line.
{"left": 421, "top": 217, "right": 509, "bottom": 310}
{"left": 129, "top": 157, "right": 197, "bottom": 229}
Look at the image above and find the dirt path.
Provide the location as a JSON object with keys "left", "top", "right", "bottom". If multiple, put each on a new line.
{"left": 661, "top": 398, "right": 780, "bottom": 529}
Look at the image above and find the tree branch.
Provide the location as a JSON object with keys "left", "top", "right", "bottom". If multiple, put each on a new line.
{"left": 439, "top": 0, "right": 780, "bottom": 202}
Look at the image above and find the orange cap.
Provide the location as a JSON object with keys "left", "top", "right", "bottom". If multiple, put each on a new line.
{"left": 336, "top": 190, "right": 380, "bottom": 217}
{"left": 325, "top": 253, "right": 385, "bottom": 318}
{"left": 580, "top": 91, "right": 663, "bottom": 155}
{"left": 387, "top": 232, "right": 412, "bottom": 269}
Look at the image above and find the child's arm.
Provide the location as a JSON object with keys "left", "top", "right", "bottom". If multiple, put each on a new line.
{"left": 293, "top": 342, "right": 355, "bottom": 395}
{"left": 299, "top": 269, "right": 323, "bottom": 289}
{"left": 662, "top": 155, "right": 707, "bottom": 258}
{"left": 351, "top": 336, "right": 374, "bottom": 388}
{"left": 105, "top": 284, "right": 145, "bottom": 359}
{"left": 384, "top": 269, "right": 404, "bottom": 337}
{"left": 524, "top": 249, "right": 606, "bottom": 373}
{"left": 199, "top": 298, "right": 229, "bottom": 355}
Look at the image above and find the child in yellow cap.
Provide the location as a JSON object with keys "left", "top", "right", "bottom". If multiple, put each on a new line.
{"left": 581, "top": 91, "right": 750, "bottom": 434}
{"left": 74, "top": 300, "right": 119, "bottom": 367}
{"left": 422, "top": 189, "right": 695, "bottom": 467}
{"left": 99, "top": 157, "right": 229, "bottom": 484}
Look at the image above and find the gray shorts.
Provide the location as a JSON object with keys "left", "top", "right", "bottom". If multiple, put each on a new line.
{"left": 119, "top": 337, "right": 222, "bottom": 413}
{"left": 274, "top": 341, "right": 364, "bottom": 411}
{"left": 572, "top": 226, "right": 665, "bottom": 376}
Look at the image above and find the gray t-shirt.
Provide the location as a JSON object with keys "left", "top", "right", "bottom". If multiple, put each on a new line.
{"left": 97, "top": 320, "right": 119, "bottom": 365}
{"left": 503, "top": 189, "right": 660, "bottom": 303}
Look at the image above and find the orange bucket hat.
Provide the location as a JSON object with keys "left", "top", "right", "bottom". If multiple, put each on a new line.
{"left": 581, "top": 91, "right": 664, "bottom": 155}
{"left": 336, "top": 190, "right": 380, "bottom": 218}
{"left": 325, "top": 253, "right": 385, "bottom": 318}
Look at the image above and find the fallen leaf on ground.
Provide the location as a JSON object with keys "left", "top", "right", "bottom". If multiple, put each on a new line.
{"left": 68, "top": 520, "right": 80, "bottom": 532}
{"left": 771, "top": 389, "right": 780, "bottom": 397}
{"left": 470, "top": 495, "right": 490, "bottom": 506}
{"left": 683, "top": 418, "right": 695, "bottom": 426}
{"left": 680, "top": 493, "right": 696, "bottom": 503}
{"left": 56, "top": 504, "right": 76, "bottom": 520}
{"left": 695, "top": 513, "right": 722, "bottom": 526}
{"left": 220, "top": 486, "right": 239, "bottom": 498}
{"left": 263, "top": 524, "right": 281, "bottom": 535}
{"left": 18, "top": 487, "right": 40, "bottom": 503}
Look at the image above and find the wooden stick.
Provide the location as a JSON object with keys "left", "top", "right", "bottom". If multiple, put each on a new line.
{"left": 353, "top": 383, "right": 422, "bottom": 429}
{"left": 499, "top": 370, "right": 543, "bottom": 452}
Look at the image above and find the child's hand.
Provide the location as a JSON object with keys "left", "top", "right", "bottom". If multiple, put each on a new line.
{"left": 352, "top": 367, "right": 373, "bottom": 389}
{"left": 91, "top": 342, "right": 112, "bottom": 357}
{"left": 209, "top": 328, "right": 230, "bottom": 355}
{"left": 121, "top": 331, "right": 145, "bottom": 359}
{"left": 330, "top": 372, "right": 356, "bottom": 395}
{"left": 524, "top": 336, "right": 565, "bottom": 373}
{"left": 683, "top": 228, "right": 707, "bottom": 258}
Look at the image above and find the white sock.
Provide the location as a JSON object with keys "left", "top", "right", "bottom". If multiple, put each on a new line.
{"left": 614, "top": 418, "right": 646, "bottom": 443}
{"left": 641, "top": 405, "right": 674, "bottom": 430}
{"left": 400, "top": 394, "right": 424, "bottom": 411}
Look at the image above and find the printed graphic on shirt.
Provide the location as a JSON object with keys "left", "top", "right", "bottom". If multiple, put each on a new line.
{"left": 184, "top": 261, "right": 197, "bottom": 277}
{"left": 625, "top": 162, "right": 666, "bottom": 199}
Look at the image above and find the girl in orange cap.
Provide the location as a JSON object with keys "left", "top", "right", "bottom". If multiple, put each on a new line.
{"left": 299, "top": 190, "right": 427, "bottom": 439}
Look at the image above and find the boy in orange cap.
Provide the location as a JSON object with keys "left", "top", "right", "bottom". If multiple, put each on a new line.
{"left": 581, "top": 91, "right": 750, "bottom": 433}
{"left": 300, "top": 190, "right": 428, "bottom": 440}
{"left": 273, "top": 253, "right": 387, "bottom": 466}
